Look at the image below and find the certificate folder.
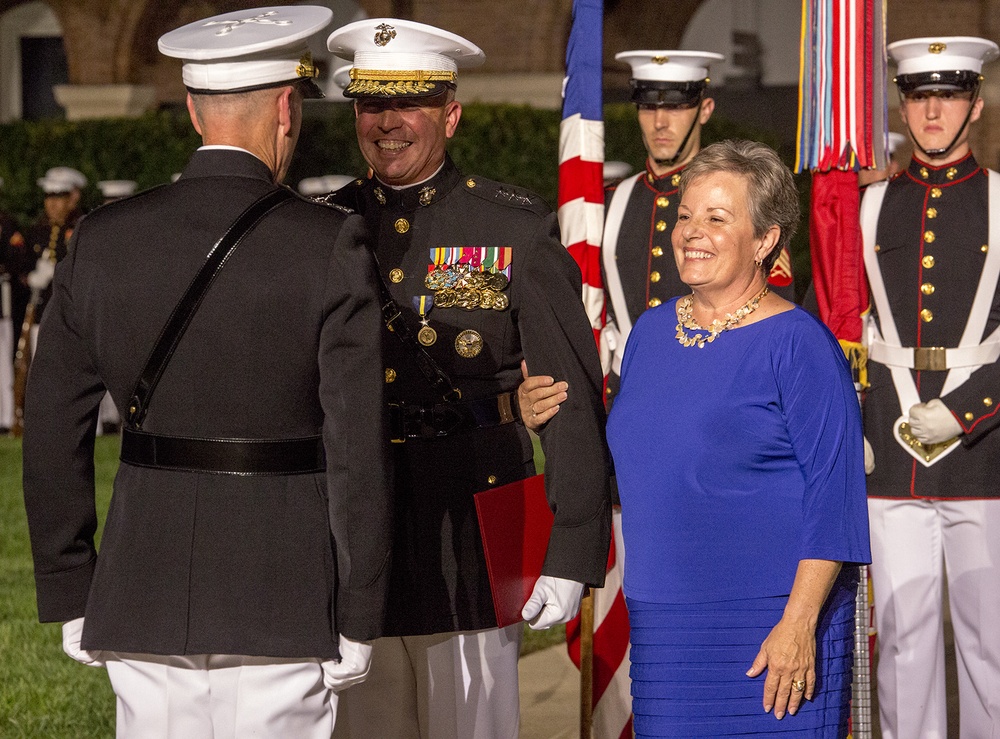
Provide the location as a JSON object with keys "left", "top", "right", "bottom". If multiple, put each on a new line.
{"left": 474, "top": 474, "right": 553, "bottom": 628}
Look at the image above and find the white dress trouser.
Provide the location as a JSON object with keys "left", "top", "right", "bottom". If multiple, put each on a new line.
{"left": 868, "top": 497, "right": 1000, "bottom": 739}
{"left": 333, "top": 624, "right": 522, "bottom": 739}
{"left": 105, "top": 653, "right": 335, "bottom": 739}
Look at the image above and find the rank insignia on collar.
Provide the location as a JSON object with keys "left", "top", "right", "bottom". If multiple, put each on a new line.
{"left": 419, "top": 186, "right": 436, "bottom": 206}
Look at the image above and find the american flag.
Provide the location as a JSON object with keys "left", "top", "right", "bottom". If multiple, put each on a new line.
{"left": 558, "top": 2, "right": 633, "bottom": 737}
{"left": 557, "top": 0, "right": 606, "bottom": 340}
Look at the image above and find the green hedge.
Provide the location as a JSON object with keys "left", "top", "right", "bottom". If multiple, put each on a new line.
{"left": 0, "top": 103, "right": 809, "bottom": 295}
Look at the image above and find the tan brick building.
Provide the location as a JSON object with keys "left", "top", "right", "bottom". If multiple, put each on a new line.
{"left": 1, "top": 0, "right": 999, "bottom": 162}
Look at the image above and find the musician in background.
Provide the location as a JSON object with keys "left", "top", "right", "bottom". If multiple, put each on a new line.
{"left": 11, "top": 167, "right": 86, "bottom": 353}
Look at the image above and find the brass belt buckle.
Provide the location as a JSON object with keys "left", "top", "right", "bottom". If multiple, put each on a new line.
{"left": 913, "top": 346, "right": 947, "bottom": 371}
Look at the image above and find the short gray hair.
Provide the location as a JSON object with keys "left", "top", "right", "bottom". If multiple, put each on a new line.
{"left": 678, "top": 139, "right": 799, "bottom": 273}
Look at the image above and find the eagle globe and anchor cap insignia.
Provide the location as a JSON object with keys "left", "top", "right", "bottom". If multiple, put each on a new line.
{"left": 374, "top": 23, "right": 396, "bottom": 47}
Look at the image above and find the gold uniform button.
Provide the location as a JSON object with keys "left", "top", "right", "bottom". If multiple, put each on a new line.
{"left": 466, "top": 178, "right": 476, "bottom": 188}
{"left": 985, "top": 397, "right": 994, "bottom": 407}
{"left": 650, "top": 271, "right": 661, "bottom": 283}
{"left": 983, "top": 245, "right": 990, "bottom": 253}
{"left": 922, "top": 255, "right": 935, "bottom": 268}
{"left": 965, "top": 412, "right": 975, "bottom": 421}
{"left": 384, "top": 368, "right": 396, "bottom": 383}
{"left": 606, "top": 386, "right": 613, "bottom": 395}
{"left": 648, "top": 298, "right": 662, "bottom": 308}
{"left": 487, "top": 475, "right": 497, "bottom": 485}
{"left": 930, "top": 187, "right": 943, "bottom": 198}
{"left": 394, "top": 218, "right": 410, "bottom": 234}
{"left": 923, "top": 230, "right": 935, "bottom": 243}
{"left": 874, "top": 244, "right": 881, "bottom": 253}
{"left": 656, "top": 196, "right": 670, "bottom": 208}
{"left": 389, "top": 268, "right": 404, "bottom": 283}
{"left": 920, "top": 282, "right": 935, "bottom": 295}
{"left": 655, "top": 220, "right": 668, "bottom": 232}
{"left": 926, "top": 207, "right": 938, "bottom": 218}
{"left": 652, "top": 246, "right": 664, "bottom": 257}
{"left": 919, "top": 167, "right": 929, "bottom": 179}
{"left": 920, "top": 308, "right": 934, "bottom": 323}
{"left": 946, "top": 167, "right": 958, "bottom": 180}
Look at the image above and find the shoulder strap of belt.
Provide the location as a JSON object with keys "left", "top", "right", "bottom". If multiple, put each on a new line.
{"left": 368, "top": 249, "right": 462, "bottom": 403}
{"left": 126, "top": 187, "right": 295, "bottom": 429}
{"left": 602, "top": 172, "right": 642, "bottom": 375}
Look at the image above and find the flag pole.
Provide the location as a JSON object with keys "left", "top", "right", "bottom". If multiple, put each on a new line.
{"left": 579, "top": 590, "right": 594, "bottom": 738}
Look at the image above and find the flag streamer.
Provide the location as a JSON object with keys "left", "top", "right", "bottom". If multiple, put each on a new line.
{"left": 796, "top": 0, "right": 888, "bottom": 173}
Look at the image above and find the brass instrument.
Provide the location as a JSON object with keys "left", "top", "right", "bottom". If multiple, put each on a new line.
{"left": 11, "top": 225, "right": 59, "bottom": 437}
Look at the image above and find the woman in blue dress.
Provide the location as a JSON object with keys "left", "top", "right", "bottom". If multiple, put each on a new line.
{"left": 606, "top": 139, "right": 871, "bottom": 737}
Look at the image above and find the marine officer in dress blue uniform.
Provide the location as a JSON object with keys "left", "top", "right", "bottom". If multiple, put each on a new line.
{"left": 324, "top": 18, "right": 612, "bottom": 739}
{"left": 22, "top": 7, "right": 393, "bottom": 737}
{"left": 861, "top": 36, "right": 1000, "bottom": 738}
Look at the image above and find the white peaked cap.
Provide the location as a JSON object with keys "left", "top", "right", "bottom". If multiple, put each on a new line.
{"left": 327, "top": 18, "right": 484, "bottom": 97}
{"left": 98, "top": 180, "right": 138, "bottom": 198}
{"left": 37, "top": 166, "right": 87, "bottom": 194}
{"left": 615, "top": 50, "right": 725, "bottom": 83}
{"left": 158, "top": 6, "right": 333, "bottom": 97}
{"left": 889, "top": 36, "right": 999, "bottom": 77}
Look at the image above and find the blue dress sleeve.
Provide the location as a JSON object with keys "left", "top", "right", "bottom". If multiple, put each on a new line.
{"left": 776, "top": 313, "right": 871, "bottom": 565}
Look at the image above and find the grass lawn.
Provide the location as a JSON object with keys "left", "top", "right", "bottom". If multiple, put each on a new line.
{"left": 1, "top": 436, "right": 116, "bottom": 737}
{"left": 0, "top": 433, "right": 565, "bottom": 735}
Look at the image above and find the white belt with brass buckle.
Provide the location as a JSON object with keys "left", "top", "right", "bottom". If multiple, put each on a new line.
{"left": 869, "top": 340, "right": 1000, "bottom": 372}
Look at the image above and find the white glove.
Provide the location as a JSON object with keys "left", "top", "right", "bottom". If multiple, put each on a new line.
{"left": 908, "top": 399, "right": 963, "bottom": 445}
{"left": 28, "top": 257, "right": 56, "bottom": 290}
{"left": 521, "top": 575, "right": 585, "bottom": 630}
{"left": 27, "top": 257, "right": 55, "bottom": 290}
{"left": 321, "top": 635, "right": 372, "bottom": 691}
{"left": 864, "top": 436, "right": 875, "bottom": 475}
{"left": 62, "top": 617, "right": 104, "bottom": 667}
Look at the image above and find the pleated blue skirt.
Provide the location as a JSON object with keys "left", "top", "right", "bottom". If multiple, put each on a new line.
{"left": 627, "top": 571, "right": 857, "bottom": 737}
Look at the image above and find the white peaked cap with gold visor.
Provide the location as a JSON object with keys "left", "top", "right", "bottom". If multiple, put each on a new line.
{"left": 327, "top": 18, "right": 484, "bottom": 98}
{"left": 158, "top": 5, "right": 334, "bottom": 98}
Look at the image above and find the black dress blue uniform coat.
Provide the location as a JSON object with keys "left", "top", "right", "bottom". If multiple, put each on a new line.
{"left": 327, "top": 155, "right": 612, "bottom": 636}
{"left": 865, "top": 153, "right": 1000, "bottom": 500}
{"left": 23, "top": 149, "right": 393, "bottom": 658}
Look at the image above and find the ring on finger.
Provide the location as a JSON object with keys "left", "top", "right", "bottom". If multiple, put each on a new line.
{"left": 791, "top": 679, "right": 806, "bottom": 692}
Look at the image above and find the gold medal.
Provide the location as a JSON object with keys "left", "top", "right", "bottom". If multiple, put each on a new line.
{"left": 455, "top": 329, "right": 483, "bottom": 358}
{"left": 435, "top": 288, "right": 457, "bottom": 308}
{"left": 492, "top": 292, "right": 509, "bottom": 311}
{"left": 418, "top": 325, "right": 437, "bottom": 346}
{"left": 479, "top": 288, "right": 497, "bottom": 309}
{"left": 486, "top": 272, "right": 508, "bottom": 290}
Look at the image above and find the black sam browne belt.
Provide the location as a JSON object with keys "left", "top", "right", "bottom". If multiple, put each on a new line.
{"left": 389, "top": 390, "right": 521, "bottom": 442}
{"left": 121, "top": 428, "right": 326, "bottom": 475}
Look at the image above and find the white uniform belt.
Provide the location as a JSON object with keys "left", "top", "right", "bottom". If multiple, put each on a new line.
{"left": 869, "top": 339, "right": 1000, "bottom": 371}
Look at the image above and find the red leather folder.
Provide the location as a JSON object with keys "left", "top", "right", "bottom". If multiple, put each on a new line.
{"left": 474, "top": 474, "right": 554, "bottom": 628}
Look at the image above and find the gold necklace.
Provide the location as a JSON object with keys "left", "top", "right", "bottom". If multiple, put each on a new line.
{"left": 675, "top": 285, "right": 769, "bottom": 348}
